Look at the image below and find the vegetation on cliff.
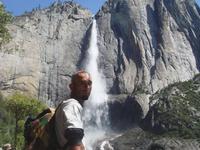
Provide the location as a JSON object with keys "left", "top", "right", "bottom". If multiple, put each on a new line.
{"left": 144, "top": 74, "right": 200, "bottom": 140}
{"left": 0, "top": 3, "right": 12, "bottom": 46}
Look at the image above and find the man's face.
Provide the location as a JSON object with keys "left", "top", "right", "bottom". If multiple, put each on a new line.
{"left": 70, "top": 73, "right": 92, "bottom": 101}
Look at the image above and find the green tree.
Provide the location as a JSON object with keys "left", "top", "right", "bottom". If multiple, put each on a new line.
{"left": 0, "top": 3, "right": 12, "bottom": 46}
{"left": 5, "top": 92, "right": 46, "bottom": 149}
{"left": 0, "top": 92, "right": 15, "bottom": 147}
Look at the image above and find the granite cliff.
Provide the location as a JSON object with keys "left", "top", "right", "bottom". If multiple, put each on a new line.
{"left": 95, "top": 0, "right": 200, "bottom": 118}
{"left": 0, "top": 0, "right": 199, "bottom": 106}
{"left": 96, "top": 0, "right": 200, "bottom": 95}
{"left": 0, "top": 0, "right": 200, "bottom": 149}
{"left": 104, "top": 73, "right": 200, "bottom": 150}
{"left": 0, "top": 2, "right": 93, "bottom": 104}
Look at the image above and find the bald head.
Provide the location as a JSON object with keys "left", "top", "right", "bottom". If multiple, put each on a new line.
{"left": 71, "top": 70, "right": 90, "bottom": 84}
{"left": 70, "top": 71, "right": 92, "bottom": 102}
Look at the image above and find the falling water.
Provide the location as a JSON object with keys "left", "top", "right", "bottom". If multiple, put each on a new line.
{"left": 83, "top": 19, "right": 110, "bottom": 150}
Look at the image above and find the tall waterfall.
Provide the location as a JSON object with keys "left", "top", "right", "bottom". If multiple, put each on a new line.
{"left": 83, "top": 20, "right": 110, "bottom": 150}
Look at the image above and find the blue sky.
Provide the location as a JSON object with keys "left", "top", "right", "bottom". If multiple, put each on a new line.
{"left": 1, "top": 0, "right": 200, "bottom": 16}
{"left": 1, "top": 0, "right": 106, "bottom": 16}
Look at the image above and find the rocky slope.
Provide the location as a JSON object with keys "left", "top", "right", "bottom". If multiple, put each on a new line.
{"left": 141, "top": 73, "right": 200, "bottom": 139}
{"left": 109, "top": 127, "right": 200, "bottom": 150}
{"left": 102, "top": 74, "right": 200, "bottom": 150}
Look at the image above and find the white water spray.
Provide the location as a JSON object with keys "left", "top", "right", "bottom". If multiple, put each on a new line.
{"left": 83, "top": 20, "right": 110, "bottom": 150}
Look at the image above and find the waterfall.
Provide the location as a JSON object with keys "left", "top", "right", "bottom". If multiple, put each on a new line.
{"left": 83, "top": 19, "right": 110, "bottom": 150}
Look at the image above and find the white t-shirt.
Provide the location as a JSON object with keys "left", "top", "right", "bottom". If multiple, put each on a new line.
{"left": 55, "top": 98, "right": 83, "bottom": 148}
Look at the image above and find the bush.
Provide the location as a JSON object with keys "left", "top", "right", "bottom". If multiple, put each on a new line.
{"left": 0, "top": 92, "right": 47, "bottom": 149}
{"left": 0, "top": 92, "right": 14, "bottom": 147}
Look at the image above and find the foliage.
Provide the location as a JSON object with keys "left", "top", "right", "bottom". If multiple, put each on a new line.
{"left": 0, "top": 4, "right": 12, "bottom": 46}
{"left": 149, "top": 73, "right": 200, "bottom": 139}
{"left": 0, "top": 92, "right": 46, "bottom": 149}
{"left": 0, "top": 93, "right": 14, "bottom": 147}
{"left": 6, "top": 92, "right": 46, "bottom": 121}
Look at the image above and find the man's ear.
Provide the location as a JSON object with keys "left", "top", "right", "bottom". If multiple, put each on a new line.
{"left": 69, "top": 83, "right": 73, "bottom": 90}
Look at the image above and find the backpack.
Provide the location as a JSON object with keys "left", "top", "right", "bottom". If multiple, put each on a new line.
{"left": 24, "top": 107, "right": 59, "bottom": 150}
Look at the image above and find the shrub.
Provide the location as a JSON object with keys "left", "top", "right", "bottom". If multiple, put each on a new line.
{"left": 0, "top": 92, "right": 46, "bottom": 149}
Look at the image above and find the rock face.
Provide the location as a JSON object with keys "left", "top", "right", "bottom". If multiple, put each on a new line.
{"left": 0, "top": 2, "right": 92, "bottom": 104}
{"left": 108, "top": 127, "right": 200, "bottom": 150}
{"left": 0, "top": 0, "right": 200, "bottom": 107}
{"left": 108, "top": 94, "right": 143, "bottom": 130}
{"left": 107, "top": 74, "right": 200, "bottom": 149}
{"left": 96, "top": 0, "right": 200, "bottom": 95}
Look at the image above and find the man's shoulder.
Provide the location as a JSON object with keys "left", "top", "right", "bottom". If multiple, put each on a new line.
{"left": 62, "top": 98, "right": 82, "bottom": 108}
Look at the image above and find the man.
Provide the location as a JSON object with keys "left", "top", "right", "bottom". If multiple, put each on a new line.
{"left": 55, "top": 70, "right": 92, "bottom": 150}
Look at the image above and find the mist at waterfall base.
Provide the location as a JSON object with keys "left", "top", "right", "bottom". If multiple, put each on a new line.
{"left": 83, "top": 20, "right": 111, "bottom": 150}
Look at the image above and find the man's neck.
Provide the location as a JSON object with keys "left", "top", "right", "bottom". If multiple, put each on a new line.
{"left": 70, "top": 96, "right": 84, "bottom": 106}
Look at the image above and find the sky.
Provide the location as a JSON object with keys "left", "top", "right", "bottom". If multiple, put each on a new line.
{"left": 1, "top": 0, "right": 200, "bottom": 16}
{"left": 1, "top": 0, "right": 106, "bottom": 16}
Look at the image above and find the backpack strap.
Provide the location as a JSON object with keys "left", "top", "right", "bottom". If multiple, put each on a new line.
{"left": 52, "top": 101, "right": 69, "bottom": 150}
{"left": 54, "top": 101, "right": 74, "bottom": 150}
